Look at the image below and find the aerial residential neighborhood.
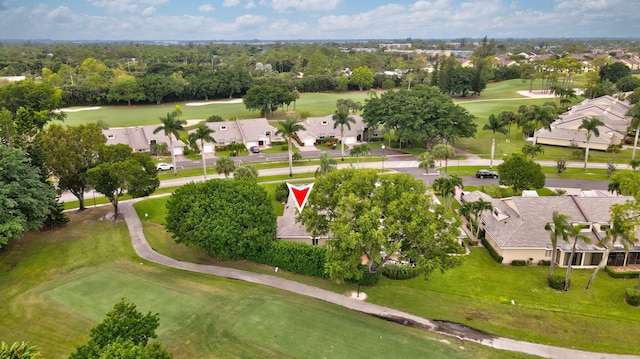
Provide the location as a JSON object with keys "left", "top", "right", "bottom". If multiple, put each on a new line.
{"left": 2, "top": 1, "right": 640, "bottom": 358}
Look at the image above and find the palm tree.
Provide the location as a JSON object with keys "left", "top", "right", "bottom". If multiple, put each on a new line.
{"left": 315, "top": 152, "right": 337, "bottom": 177}
{"left": 0, "top": 341, "right": 42, "bottom": 359}
{"left": 418, "top": 151, "right": 435, "bottom": 185}
{"left": 275, "top": 117, "right": 306, "bottom": 177}
{"left": 234, "top": 165, "right": 258, "bottom": 181}
{"left": 483, "top": 114, "right": 508, "bottom": 169}
{"left": 498, "top": 110, "right": 517, "bottom": 141}
{"left": 188, "top": 124, "right": 215, "bottom": 180}
{"left": 432, "top": 175, "right": 463, "bottom": 209}
{"left": 332, "top": 106, "right": 356, "bottom": 161}
{"left": 471, "top": 199, "right": 493, "bottom": 239}
{"left": 350, "top": 143, "right": 371, "bottom": 167}
{"left": 154, "top": 110, "right": 186, "bottom": 176}
{"left": 626, "top": 103, "right": 640, "bottom": 160}
{"left": 215, "top": 157, "right": 236, "bottom": 178}
{"left": 460, "top": 201, "right": 475, "bottom": 235}
{"left": 563, "top": 224, "right": 592, "bottom": 291}
{"left": 431, "top": 144, "right": 455, "bottom": 175}
{"left": 526, "top": 104, "right": 556, "bottom": 131}
{"left": 578, "top": 117, "right": 605, "bottom": 169}
{"left": 544, "top": 211, "right": 572, "bottom": 278}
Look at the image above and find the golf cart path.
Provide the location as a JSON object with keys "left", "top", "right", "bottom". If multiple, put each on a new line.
{"left": 120, "top": 201, "right": 639, "bottom": 359}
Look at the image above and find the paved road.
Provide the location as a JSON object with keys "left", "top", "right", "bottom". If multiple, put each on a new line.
{"left": 61, "top": 155, "right": 619, "bottom": 203}
{"left": 119, "top": 200, "right": 639, "bottom": 359}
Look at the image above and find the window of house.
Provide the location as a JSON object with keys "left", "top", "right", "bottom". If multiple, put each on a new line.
{"left": 544, "top": 250, "right": 552, "bottom": 258}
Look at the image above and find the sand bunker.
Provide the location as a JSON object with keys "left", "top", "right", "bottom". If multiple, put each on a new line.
{"left": 54, "top": 106, "right": 101, "bottom": 113}
{"left": 186, "top": 99, "right": 243, "bottom": 106}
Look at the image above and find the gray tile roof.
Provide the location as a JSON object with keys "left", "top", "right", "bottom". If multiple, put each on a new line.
{"left": 477, "top": 191, "right": 637, "bottom": 251}
{"left": 298, "top": 114, "right": 367, "bottom": 140}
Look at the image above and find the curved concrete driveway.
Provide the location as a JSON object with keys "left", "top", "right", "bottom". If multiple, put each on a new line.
{"left": 120, "top": 201, "right": 639, "bottom": 359}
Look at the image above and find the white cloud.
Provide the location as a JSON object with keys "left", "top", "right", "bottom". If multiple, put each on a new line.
{"left": 263, "top": 0, "right": 341, "bottom": 12}
{"left": 234, "top": 14, "right": 267, "bottom": 27}
{"left": 223, "top": 0, "right": 242, "bottom": 7}
{"left": 142, "top": 6, "right": 156, "bottom": 16}
{"left": 198, "top": 4, "right": 215, "bottom": 12}
{"left": 46, "top": 6, "right": 74, "bottom": 23}
{"left": 245, "top": 1, "right": 256, "bottom": 9}
{"left": 88, "top": 0, "right": 139, "bottom": 14}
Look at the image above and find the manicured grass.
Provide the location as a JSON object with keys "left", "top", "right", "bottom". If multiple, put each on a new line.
{"left": 0, "top": 208, "right": 532, "bottom": 359}
{"left": 366, "top": 248, "right": 640, "bottom": 355}
{"left": 132, "top": 195, "right": 640, "bottom": 355}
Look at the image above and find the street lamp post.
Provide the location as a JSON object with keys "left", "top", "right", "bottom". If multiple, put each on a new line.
{"left": 381, "top": 145, "right": 385, "bottom": 172}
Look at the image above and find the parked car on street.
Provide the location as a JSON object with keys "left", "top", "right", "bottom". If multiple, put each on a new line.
{"left": 475, "top": 169, "right": 499, "bottom": 179}
{"left": 156, "top": 162, "right": 174, "bottom": 171}
{"left": 249, "top": 146, "right": 261, "bottom": 153}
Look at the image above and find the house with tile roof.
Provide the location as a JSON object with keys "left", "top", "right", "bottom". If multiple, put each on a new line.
{"left": 462, "top": 190, "right": 639, "bottom": 267}
{"left": 193, "top": 118, "right": 281, "bottom": 154}
{"left": 296, "top": 114, "right": 374, "bottom": 147}
{"left": 532, "top": 95, "right": 632, "bottom": 151}
{"left": 103, "top": 125, "right": 187, "bottom": 155}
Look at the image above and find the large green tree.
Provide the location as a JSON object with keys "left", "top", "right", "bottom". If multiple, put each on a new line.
{"left": 243, "top": 82, "right": 294, "bottom": 117}
{"left": 608, "top": 170, "right": 640, "bottom": 199}
{"left": 165, "top": 179, "right": 276, "bottom": 260}
{"left": 349, "top": 66, "right": 374, "bottom": 91}
{"left": 275, "top": 117, "right": 306, "bottom": 177}
{"left": 87, "top": 148, "right": 159, "bottom": 219}
{"left": 298, "top": 169, "right": 463, "bottom": 282}
{"left": 42, "top": 123, "right": 106, "bottom": 210}
{"left": 362, "top": 85, "right": 476, "bottom": 149}
{"left": 497, "top": 154, "right": 545, "bottom": 192}
{"left": 107, "top": 77, "right": 146, "bottom": 106}
{"left": 0, "top": 145, "right": 57, "bottom": 248}
{"left": 70, "top": 299, "right": 171, "bottom": 359}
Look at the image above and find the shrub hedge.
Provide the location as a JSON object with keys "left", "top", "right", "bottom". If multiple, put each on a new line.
{"left": 511, "top": 260, "right": 527, "bottom": 266}
{"left": 481, "top": 236, "right": 503, "bottom": 264}
{"left": 538, "top": 260, "right": 551, "bottom": 266}
{"left": 348, "top": 265, "right": 381, "bottom": 286}
{"left": 275, "top": 182, "right": 289, "bottom": 203}
{"left": 249, "top": 240, "right": 327, "bottom": 278}
{"left": 604, "top": 266, "right": 640, "bottom": 279}
{"left": 381, "top": 264, "right": 418, "bottom": 280}
{"left": 548, "top": 274, "right": 568, "bottom": 290}
{"left": 625, "top": 288, "right": 640, "bottom": 306}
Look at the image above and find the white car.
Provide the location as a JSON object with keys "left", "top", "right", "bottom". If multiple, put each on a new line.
{"left": 156, "top": 162, "right": 174, "bottom": 171}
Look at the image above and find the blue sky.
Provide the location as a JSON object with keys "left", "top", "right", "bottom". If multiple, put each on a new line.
{"left": 0, "top": 0, "right": 637, "bottom": 41}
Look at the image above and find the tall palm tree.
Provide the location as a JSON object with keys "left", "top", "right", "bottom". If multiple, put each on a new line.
{"left": 544, "top": 211, "right": 572, "bottom": 278}
{"left": 526, "top": 104, "right": 556, "bottom": 131}
{"left": 626, "top": 103, "right": 640, "bottom": 160}
{"left": 215, "top": 157, "right": 236, "bottom": 178}
{"left": 276, "top": 117, "right": 306, "bottom": 177}
{"left": 472, "top": 199, "right": 493, "bottom": 239}
{"left": 498, "top": 110, "right": 517, "bottom": 141}
{"left": 188, "top": 124, "right": 215, "bottom": 180}
{"left": 460, "top": 201, "right": 475, "bottom": 235}
{"left": 578, "top": 117, "right": 605, "bottom": 169}
{"left": 586, "top": 202, "right": 640, "bottom": 289}
{"left": 332, "top": 106, "right": 356, "bottom": 161}
{"left": 431, "top": 144, "right": 455, "bottom": 175}
{"left": 563, "top": 224, "right": 591, "bottom": 291}
{"left": 418, "top": 151, "right": 435, "bottom": 185}
{"left": 350, "top": 143, "right": 371, "bottom": 168}
{"left": 154, "top": 110, "right": 186, "bottom": 176}
{"left": 483, "top": 114, "right": 508, "bottom": 169}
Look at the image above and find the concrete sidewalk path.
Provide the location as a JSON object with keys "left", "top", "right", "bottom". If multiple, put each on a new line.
{"left": 120, "top": 201, "right": 639, "bottom": 359}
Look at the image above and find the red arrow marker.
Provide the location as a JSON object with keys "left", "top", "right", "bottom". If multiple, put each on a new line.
{"left": 286, "top": 183, "right": 314, "bottom": 213}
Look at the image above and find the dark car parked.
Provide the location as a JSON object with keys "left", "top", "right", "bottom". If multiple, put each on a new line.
{"left": 249, "top": 146, "right": 261, "bottom": 153}
{"left": 475, "top": 169, "right": 499, "bottom": 179}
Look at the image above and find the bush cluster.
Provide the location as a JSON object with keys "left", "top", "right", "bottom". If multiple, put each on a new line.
{"left": 537, "top": 260, "right": 551, "bottom": 266}
{"left": 248, "top": 240, "right": 327, "bottom": 278}
{"left": 511, "top": 260, "right": 527, "bottom": 266}
{"left": 275, "top": 182, "right": 289, "bottom": 203}
{"left": 604, "top": 266, "right": 640, "bottom": 279}
{"left": 548, "top": 274, "right": 568, "bottom": 290}
{"left": 481, "top": 236, "right": 503, "bottom": 264}
{"left": 347, "top": 266, "right": 381, "bottom": 286}
{"left": 625, "top": 288, "right": 640, "bottom": 306}
{"left": 381, "top": 264, "right": 418, "bottom": 280}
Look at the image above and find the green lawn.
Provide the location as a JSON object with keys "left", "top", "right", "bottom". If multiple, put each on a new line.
{"left": 0, "top": 208, "right": 534, "bottom": 359}
{"left": 131, "top": 195, "right": 640, "bottom": 356}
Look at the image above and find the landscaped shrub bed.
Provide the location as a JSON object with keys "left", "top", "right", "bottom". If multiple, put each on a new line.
{"left": 381, "top": 264, "right": 418, "bottom": 280}
{"left": 548, "top": 274, "right": 568, "bottom": 290}
{"left": 348, "top": 266, "right": 381, "bottom": 286}
{"left": 625, "top": 288, "right": 640, "bottom": 306}
{"left": 274, "top": 182, "right": 289, "bottom": 203}
{"left": 537, "top": 260, "right": 551, "bottom": 266}
{"left": 511, "top": 260, "right": 526, "bottom": 266}
{"left": 249, "top": 240, "right": 327, "bottom": 278}
{"left": 480, "top": 236, "right": 503, "bottom": 264}
{"left": 605, "top": 266, "right": 640, "bottom": 279}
